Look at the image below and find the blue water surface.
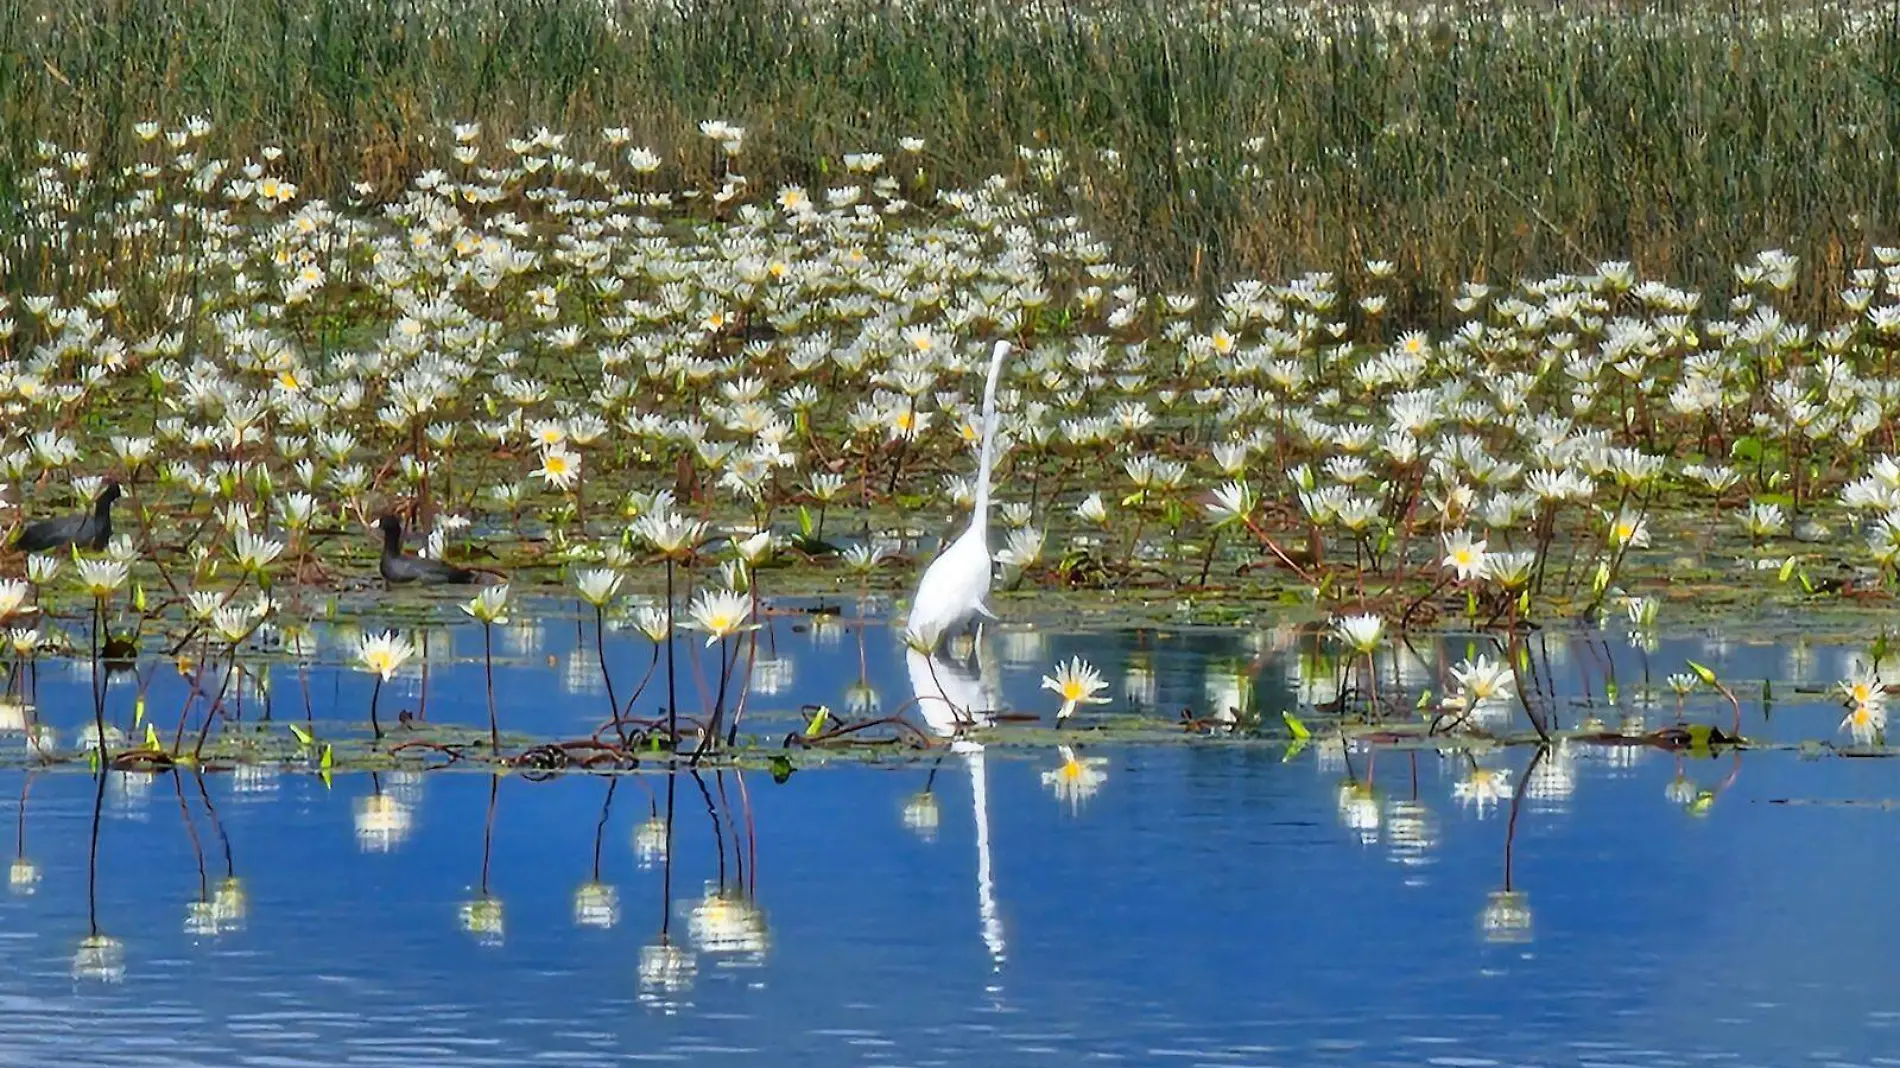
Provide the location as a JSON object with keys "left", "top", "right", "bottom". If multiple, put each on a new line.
{"left": 0, "top": 606, "right": 1893, "bottom": 1067}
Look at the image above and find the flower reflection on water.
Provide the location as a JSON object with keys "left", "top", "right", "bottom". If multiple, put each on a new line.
{"left": 639, "top": 937, "right": 696, "bottom": 1012}
{"left": 1481, "top": 890, "right": 1533, "bottom": 944}
{"left": 354, "top": 791, "right": 413, "bottom": 853}
{"left": 1043, "top": 745, "right": 1109, "bottom": 813}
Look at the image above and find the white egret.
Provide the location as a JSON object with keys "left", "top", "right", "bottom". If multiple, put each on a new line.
{"left": 906, "top": 340, "right": 1011, "bottom": 652}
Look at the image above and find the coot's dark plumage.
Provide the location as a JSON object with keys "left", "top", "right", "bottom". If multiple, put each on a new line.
{"left": 14, "top": 482, "right": 121, "bottom": 553}
{"left": 377, "top": 514, "right": 477, "bottom": 586}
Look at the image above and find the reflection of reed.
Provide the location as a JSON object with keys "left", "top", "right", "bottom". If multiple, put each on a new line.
{"left": 9, "top": 772, "right": 37, "bottom": 894}
{"left": 197, "top": 773, "right": 246, "bottom": 932}
{"left": 73, "top": 770, "right": 124, "bottom": 981}
{"left": 686, "top": 769, "right": 768, "bottom": 961}
{"left": 1482, "top": 746, "right": 1541, "bottom": 944}
{"left": 459, "top": 774, "right": 504, "bottom": 944}
{"left": 639, "top": 770, "right": 695, "bottom": 1011}
{"left": 575, "top": 778, "right": 620, "bottom": 929}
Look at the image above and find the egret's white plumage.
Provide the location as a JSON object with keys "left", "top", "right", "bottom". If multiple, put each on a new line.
{"left": 905, "top": 340, "right": 1011, "bottom": 651}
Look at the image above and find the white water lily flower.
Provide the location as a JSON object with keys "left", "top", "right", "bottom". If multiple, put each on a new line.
{"left": 1451, "top": 654, "right": 1515, "bottom": 706}
{"left": 632, "top": 606, "right": 670, "bottom": 642}
{"left": 75, "top": 559, "right": 129, "bottom": 598}
{"left": 461, "top": 584, "right": 510, "bottom": 625}
{"left": 686, "top": 589, "right": 754, "bottom": 644}
{"left": 1331, "top": 613, "right": 1385, "bottom": 654}
{"left": 355, "top": 631, "right": 415, "bottom": 680}
{"left": 536, "top": 444, "right": 580, "bottom": 490}
{"left": 232, "top": 527, "right": 284, "bottom": 572}
{"left": 0, "top": 580, "right": 30, "bottom": 621}
{"left": 997, "top": 527, "right": 1045, "bottom": 570}
{"left": 574, "top": 568, "right": 623, "bottom": 608}
{"left": 1836, "top": 665, "right": 1885, "bottom": 711}
{"left": 1205, "top": 480, "right": 1256, "bottom": 525}
{"left": 1041, "top": 656, "right": 1110, "bottom": 721}
{"left": 1441, "top": 530, "right": 1487, "bottom": 581}
{"left": 211, "top": 605, "right": 255, "bottom": 645}
{"left": 25, "top": 556, "right": 60, "bottom": 586}
{"left": 634, "top": 510, "right": 705, "bottom": 557}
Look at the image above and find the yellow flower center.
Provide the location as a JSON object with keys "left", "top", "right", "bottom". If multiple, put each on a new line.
{"left": 1058, "top": 760, "right": 1083, "bottom": 781}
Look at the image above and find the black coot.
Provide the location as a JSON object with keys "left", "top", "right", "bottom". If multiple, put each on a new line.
{"left": 377, "top": 514, "right": 477, "bottom": 586}
{"left": 14, "top": 481, "right": 122, "bottom": 553}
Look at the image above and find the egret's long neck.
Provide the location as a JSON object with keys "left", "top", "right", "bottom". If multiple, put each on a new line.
{"left": 969, "top": 340, "right": 1010, "bottom": 535}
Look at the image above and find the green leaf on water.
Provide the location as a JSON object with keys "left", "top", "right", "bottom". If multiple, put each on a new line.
{"left": 1280, "top": 710, "right": 1310, "bottom": 740}
{"left": 319, "top": 743, "right": 334, "bottom": 771}
{"left": 1282, "top": 737, "right": 1310, "bottom": 763}
{"left": 770, "top": 755, "right": 795, "bottom": 784}
{"left": 287, "top": 723, "right": 313, "bottom": 747}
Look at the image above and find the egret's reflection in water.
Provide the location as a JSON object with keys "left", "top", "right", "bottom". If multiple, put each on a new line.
{"left": 907, "top": 642, "right": 1006, "bottom": 975}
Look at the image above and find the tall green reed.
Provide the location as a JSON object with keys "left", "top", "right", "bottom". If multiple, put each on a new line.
{"left": 4, "top": 0, "right": 1899, "bottom": 313}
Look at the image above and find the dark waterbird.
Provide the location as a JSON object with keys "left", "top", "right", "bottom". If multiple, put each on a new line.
{"left": 376, "top": 514, "right": 483, "bottom": 586}
{"left": 12, "top": 481, "right": 122, "bottom": 553}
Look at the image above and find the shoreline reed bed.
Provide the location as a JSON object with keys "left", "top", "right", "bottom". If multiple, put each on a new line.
{"left": 3, "top": 0, "right": 1899, "bottom": 310}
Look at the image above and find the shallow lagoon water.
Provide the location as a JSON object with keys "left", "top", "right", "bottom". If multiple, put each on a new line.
{"left": 1, "top": 609, "right": 1897, "bottom": 1067}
